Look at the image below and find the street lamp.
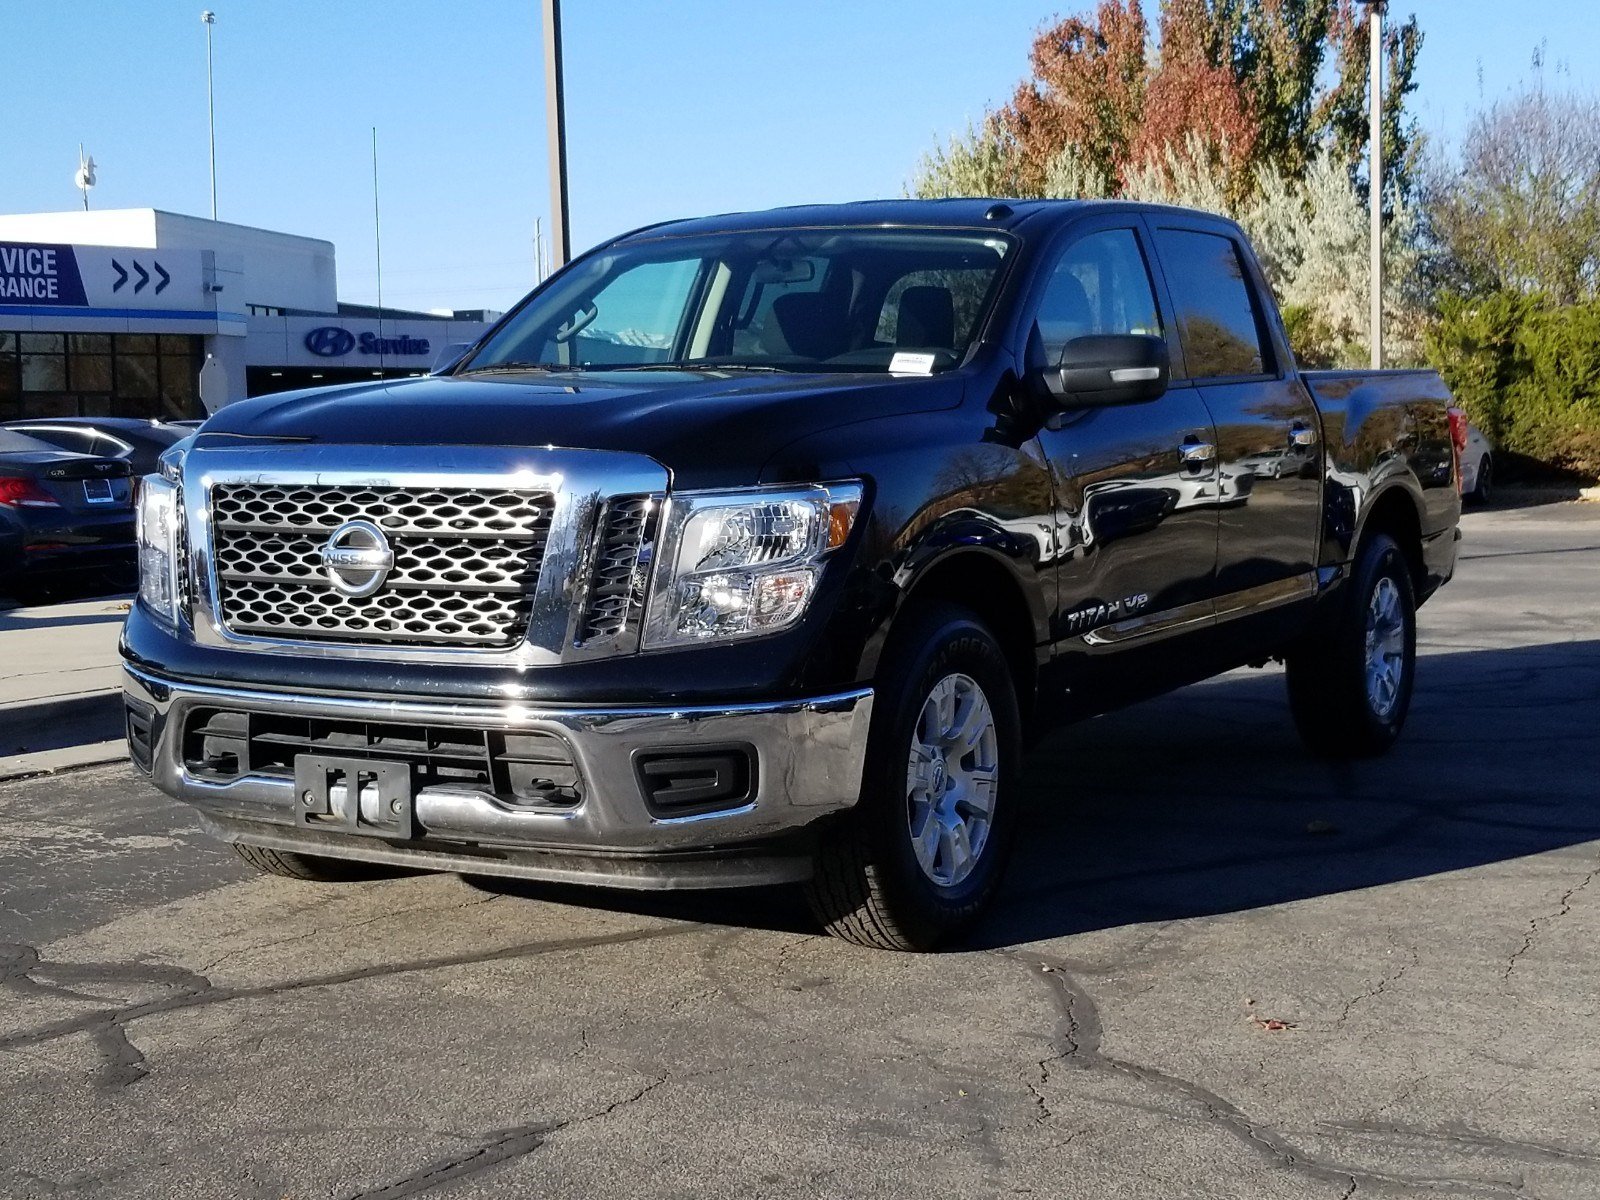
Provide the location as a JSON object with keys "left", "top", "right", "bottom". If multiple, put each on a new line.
{"left": 202, "top": 10, "right": 217, "bottom": 221}
{"left": 541, "top": 0, "right": 571, "bottom": 270}
{"left": 1363, "top": 0, "right": 1384, "bottom": 369}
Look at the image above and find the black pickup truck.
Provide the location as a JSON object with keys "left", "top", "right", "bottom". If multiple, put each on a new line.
{"left": 124, "top": 200, "right": 1463, "bottom": 950}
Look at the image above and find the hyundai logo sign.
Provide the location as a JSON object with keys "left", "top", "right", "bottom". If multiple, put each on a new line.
{"left": 303, "top": 325, "right": 431, "bottom": 359}
{"left": 304, "top": 326, "right": 356, "bottom": 357}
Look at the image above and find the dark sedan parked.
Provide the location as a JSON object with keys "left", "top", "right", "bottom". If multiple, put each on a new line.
{"left": 2, "top": 417, "right": 189, "bottom": 477}
{"left": 0, "top": 430, "right": 136, "bottom": 595}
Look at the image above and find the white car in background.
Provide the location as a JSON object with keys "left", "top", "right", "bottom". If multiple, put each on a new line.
{"left": 1460, "top": 424, "right": 1495, "bottom": 505}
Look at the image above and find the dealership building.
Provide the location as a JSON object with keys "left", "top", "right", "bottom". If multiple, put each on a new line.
{"left": 0, "top": 209, "right": 498, "bottom": 422}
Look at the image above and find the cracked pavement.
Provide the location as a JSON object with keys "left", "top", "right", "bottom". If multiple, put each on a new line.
{"left": 2, "top": 501, "right": 1597, "bottom": 1199}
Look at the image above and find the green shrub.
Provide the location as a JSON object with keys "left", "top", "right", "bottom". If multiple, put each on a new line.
{"left": 1426, "top": 293, "right": 1600, "bottom": 480}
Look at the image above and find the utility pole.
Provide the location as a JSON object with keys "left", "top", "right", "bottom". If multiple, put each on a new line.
{"left": 372, "top": 126, "right": 385, "bottom": 373}
{"left": 1367, "top": 0, "right": 1384, "bottom": 370}
{"left": 202, "top": 10, "right": 218, "bottom": 220}
{"left": 541, "top": 0, "right": 571, "bottom": 270}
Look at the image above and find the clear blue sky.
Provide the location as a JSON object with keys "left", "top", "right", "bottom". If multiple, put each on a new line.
{"left": 2, "top": 1, "right": 1594, "bottom": 313}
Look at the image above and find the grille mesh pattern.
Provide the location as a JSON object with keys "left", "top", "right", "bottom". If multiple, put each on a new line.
{"left": 211, "top": 483, "right": 553, "bottom": 647}
{"left": 578, "top": 496, "right": 652, "bottom": 644}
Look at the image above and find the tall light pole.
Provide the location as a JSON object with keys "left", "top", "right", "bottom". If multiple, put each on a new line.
{"left": 1366, "top": 0, "right": 1384, "bottom": 369}
{"left": 541, "top": 0, "right": 571, "bottom": 270}
{"left": 202, "top": 10, "right": 218, "bottom": 221}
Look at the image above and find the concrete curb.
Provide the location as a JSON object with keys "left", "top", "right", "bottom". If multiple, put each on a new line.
{"left": 0, "top": 739, "right": 127, "bottom": 783}
{"left": 0, "top": 691, "right": 125, "bottom": 759}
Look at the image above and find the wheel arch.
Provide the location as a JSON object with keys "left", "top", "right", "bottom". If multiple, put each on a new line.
{"left": 872, "top": 546, "right": 1044, "bottom": 721}
{"left": 1356, "top": 484, "right": 1426, "bottom": 594}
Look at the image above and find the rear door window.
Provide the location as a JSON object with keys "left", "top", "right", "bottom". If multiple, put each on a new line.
{"left": 1153, "top": 229, "right": 1272, "bottom": 379}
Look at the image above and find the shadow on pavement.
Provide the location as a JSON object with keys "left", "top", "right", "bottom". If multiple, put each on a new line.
{"left": 468, "top": 639, "right": 1600, "bottom": 949}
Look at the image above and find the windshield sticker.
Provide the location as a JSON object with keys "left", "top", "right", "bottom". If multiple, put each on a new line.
{"left": 889, "top": 351, "right": 937, "bottom": 376}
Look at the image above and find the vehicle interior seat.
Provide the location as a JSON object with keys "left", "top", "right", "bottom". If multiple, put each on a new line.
{"left": 894, "top": 285, "right": 956, "bottom": 351}
{"left": 1036, "top": 271, "right": 1095, "bottom": 361}
{"left": 763, "top": 292, "right": 849, "bottom": 360}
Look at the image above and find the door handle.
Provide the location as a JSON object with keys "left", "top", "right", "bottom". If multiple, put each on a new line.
{"left": 1179, "top": 440, "right": 1216, "bottom": 466}
{"left": 1289, "top": 424, "right": 1318, "bottom": 448}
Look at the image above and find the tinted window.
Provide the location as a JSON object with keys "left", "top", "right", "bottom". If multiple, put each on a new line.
{"left": 1155, "top": 230, "right": 1270, "bottom": 379}
{"left": 468, "top": 230, "right": 1012, "bottom": 375}
{"left": 876, "top": 267, "right": 996, "bottom": 351}
{"left": 1034, "top": 229, "right": 1161, "bottom": 364}
{"left": 730, "top": 257, "right": 826, "bottom": 358}
{"left": 550, "top": 256, "right": 702, "bottom": 366}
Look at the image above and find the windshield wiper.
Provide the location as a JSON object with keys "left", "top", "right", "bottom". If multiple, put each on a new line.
{"left": 458, "top": 361, "right": 593, "bottom": 374}
{"left": 610, "top": 362, "right": 789, "bottom": 374}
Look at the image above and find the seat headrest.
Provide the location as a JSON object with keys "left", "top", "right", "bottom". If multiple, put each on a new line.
{"left": 895, "top": 286, "right": 956, "bottom": 350}
{"left": 763, "top": 292, "right": 845, "bottom": 360}
{"left": 1037, "top": 272, "right": 1094, "bottom": 348}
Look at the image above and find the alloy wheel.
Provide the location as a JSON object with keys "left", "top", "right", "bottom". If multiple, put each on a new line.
{"left": 1364, "top": 576, "right": 1407, "bottom": 719}
{"left": 905, "top": 672, "right": 999, "bottom": 887}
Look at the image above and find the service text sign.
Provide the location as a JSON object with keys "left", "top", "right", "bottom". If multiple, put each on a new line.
{"left": 0, "top": 242, "right": 88, "bottom": 305}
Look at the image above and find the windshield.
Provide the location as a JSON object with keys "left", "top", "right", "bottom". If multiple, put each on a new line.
{"left": 463, "top": 228, "right": 1013, "bottom": 375}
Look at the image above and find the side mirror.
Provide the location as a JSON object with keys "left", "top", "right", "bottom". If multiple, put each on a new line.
{"left": 1044, "top": 334, "right": 1170, "bottom": 408}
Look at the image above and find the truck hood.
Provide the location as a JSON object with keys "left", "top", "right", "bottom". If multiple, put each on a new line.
{"left": 197, "top": 370, "right": 964, "bottom": 487}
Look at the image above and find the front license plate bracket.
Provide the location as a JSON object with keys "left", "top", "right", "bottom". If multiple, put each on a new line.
{"left": 292, "top": 755, "right": 415, "bottom": 839}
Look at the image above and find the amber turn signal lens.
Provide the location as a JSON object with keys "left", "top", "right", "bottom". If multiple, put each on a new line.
{"left": 827, "top": 498, "right": 859, "bottom": 550}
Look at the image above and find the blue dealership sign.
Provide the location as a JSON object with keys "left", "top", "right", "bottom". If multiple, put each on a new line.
{"left": 304, "top": 325, "right": 430, "bottom": 358}
{"left": 304, "top": 326, "right": 358, "bottom": 357}
{"left": 0, "top": 242, "right": 89, "bottom": 306}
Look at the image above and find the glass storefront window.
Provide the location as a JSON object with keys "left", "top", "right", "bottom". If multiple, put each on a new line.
{"left": 21, "top": 353, "right": 66, "bottom": 391}
{"left": 2, "top": 330, "right": 204, "bottom": 420}
{"left": 117, "top": 353, "right": 160, "bottom": 400}
{"left": 70, "top": 353, "right": 113, "bottom": 392}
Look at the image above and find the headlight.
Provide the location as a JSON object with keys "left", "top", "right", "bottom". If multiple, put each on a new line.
{"left": 136, "top": 469, "right": 182, "bottom": 627}
{"left": 642, "top": 482, "right": 863, "bottom": 649}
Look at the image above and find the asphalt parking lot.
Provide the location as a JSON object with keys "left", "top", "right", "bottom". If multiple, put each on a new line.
{"left": 2, "top": 500, "right": 1597, "bottom": 1200}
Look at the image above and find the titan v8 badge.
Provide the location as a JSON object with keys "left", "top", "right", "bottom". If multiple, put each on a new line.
{"left": 1065, "top": 593, "right": 1151, "bottom": 635}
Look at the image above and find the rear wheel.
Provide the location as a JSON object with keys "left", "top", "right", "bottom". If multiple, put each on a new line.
{"left": 1285, "top": 532, "right": 1417, "bottom": 759}
{"left": 231, "top": 843, "right": 401, "bottom": 882}
{"left": 1469, "top": 454, "right": 1493, "bottom": 505}
{"left": 804, "top": 602, "right": 1022, "bottom": 951}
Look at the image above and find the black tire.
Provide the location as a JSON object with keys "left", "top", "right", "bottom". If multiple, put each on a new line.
{"left": 804, "top": 602, "right": 1023, "bottom": 951}
{"left": 1285, "top": 532, "right": 1417, "bottom": 760}
{"left": 231, "top": 842, "right": 399, "bottom": 882}
{"left": 1469, "top": 454, "right": 1493, "bottom": 505}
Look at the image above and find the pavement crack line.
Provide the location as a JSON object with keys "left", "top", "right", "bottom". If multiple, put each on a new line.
{"left": 0, "top": 924, "right": 694, "bottom": 1090}
{"left": 195, "top": 890, "right": 501, "bottom": 975}
{"left": 342, "top": 1039, "right": 823, "bottom": 1199}
{"left": 1335, "top": 942, "right": 1420, "bottom": 1028}
{"left": 1504, "top": 868, "right": 1596, "bottom": 981}
{"left": 998, "top": 949, "right": 1539, "bottom": 1199}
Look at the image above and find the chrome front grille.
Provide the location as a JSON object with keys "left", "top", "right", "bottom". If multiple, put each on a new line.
{"left": 210, "top": 483, "right": 554, "bottom": 648}
{"left": 577, "top": 496, "right": 653, "bottom": 645}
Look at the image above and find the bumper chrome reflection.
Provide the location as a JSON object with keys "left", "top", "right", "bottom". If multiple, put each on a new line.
{"left": 123, "top": 665, "right": 872, "bottom": 858}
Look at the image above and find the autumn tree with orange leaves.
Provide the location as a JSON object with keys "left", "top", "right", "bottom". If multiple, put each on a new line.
{"left": 919, "top": 0, "right": 1421, "bottom": 206}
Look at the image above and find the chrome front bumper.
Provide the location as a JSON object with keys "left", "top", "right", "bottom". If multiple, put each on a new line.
{"left": 123, "top": 665, "right": 873, "bottom": 890}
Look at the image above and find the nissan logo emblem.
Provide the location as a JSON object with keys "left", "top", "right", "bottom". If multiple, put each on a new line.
{"left": 304, "top": 326, "right": 357, "bottom": 357}
{"left": 319, "top": 520, "right": 395, "bottom": 597}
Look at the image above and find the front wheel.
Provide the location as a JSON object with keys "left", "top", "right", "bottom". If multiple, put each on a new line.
{"left": 804, "top": 602, "right": 1022, "bottom": 951}
{"left": 1285, "top": 532, "right": 1417, "bottom": 759}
